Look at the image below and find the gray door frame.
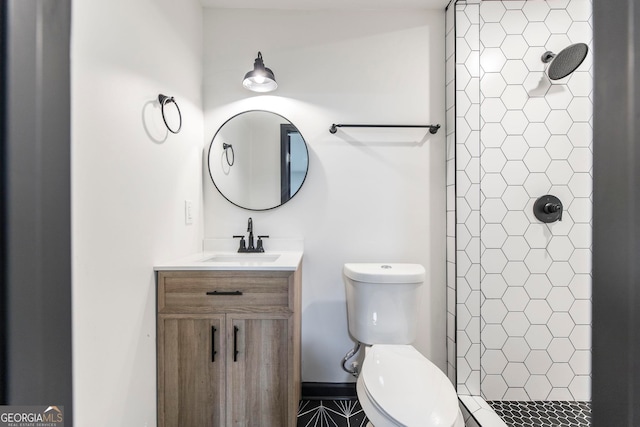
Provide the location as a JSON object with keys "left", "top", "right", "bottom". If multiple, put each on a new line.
{"left": 593, "top": 0, "right": 640, "bottom": 425}
{"left": 2, "top": 0, "right": 73, "bottom": 422}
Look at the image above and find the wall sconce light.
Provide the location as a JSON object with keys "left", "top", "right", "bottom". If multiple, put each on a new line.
{"left": 242, "top": 52, "right": 278, "bottom": 93}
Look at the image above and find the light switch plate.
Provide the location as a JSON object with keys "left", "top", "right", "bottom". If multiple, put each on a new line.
{"left": 185, "top": 200, "right": 193, "bottom": 225}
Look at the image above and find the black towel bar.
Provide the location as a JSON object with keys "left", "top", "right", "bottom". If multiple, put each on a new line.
{"left": 329, "top": 123, "right": 440, "bottom": 134}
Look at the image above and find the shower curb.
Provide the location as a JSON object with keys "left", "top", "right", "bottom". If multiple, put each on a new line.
{"left": 459, "top": 395, "right": 508, "bottom": 427}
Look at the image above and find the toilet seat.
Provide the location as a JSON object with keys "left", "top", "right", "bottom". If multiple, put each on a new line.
{"left": 358, "top": 345, "right": 461, "bottom": 427}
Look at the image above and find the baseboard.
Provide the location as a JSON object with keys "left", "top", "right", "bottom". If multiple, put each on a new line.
{"left": 301, "top": 382, "right": 357, "bottom": 400}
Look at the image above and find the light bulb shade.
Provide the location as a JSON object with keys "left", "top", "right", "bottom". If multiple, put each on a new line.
{"left": 242, "top": 52, "right": 277, "bottom": 92}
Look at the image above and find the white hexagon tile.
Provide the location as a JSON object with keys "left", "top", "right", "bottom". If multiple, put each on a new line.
{"left": 451, "top": 0, "right": 593, "bottom": 422}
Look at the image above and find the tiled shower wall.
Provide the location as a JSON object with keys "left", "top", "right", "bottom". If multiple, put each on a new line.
{"left": 445, "top": 0, "right": 457, "bottom": 389}
{"left": 448, "top": 0, "right": 593, "bottom": 402}
{"left": 452, "top": 0, "right": 483, "bottom": 397}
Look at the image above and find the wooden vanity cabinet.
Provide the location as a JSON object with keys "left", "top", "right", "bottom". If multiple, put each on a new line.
{"left": 156, "top": 267, "right": 301, "bottom": 427}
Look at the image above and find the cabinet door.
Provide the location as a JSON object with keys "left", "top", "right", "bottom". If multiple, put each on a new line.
{"left": 159, "top": 316, "right": 226, "bottom": 427}
{"left": 227, "top": 316, "right": 291, "bottom": 427}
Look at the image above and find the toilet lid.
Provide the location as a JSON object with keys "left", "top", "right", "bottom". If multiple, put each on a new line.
{"left": 361, "top": 345, "right": 459, "bottom": 427}
{"left": 343, "top": 263, "right": 425, "bottom": 283}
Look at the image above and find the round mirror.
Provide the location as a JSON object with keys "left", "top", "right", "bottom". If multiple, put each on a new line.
{"left": 207, "top": 111, "right": 309, "bottom": 211}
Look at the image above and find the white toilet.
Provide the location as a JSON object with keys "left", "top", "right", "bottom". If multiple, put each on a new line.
{"left": 343, "top": 263, "right": 464, "bottom": 427}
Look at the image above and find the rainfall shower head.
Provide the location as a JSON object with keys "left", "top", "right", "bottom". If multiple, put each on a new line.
{"left": 541, "top": 43, "right": 589, "bottom": 80}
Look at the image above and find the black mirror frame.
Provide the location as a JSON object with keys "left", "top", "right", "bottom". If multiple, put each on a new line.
{"left": 207, "top": 110, "right": 309, "bottom": 211}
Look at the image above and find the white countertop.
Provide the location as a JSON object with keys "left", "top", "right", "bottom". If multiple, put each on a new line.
{"left": 154, "top": 238, "right": 303, "bottom": 271}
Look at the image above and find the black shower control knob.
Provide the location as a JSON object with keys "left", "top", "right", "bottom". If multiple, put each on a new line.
{"left": 544, "top": 203, "right": 561, "bottom": 214}
{"left": 534, "top": 195, "right": 563, "bottom": 223}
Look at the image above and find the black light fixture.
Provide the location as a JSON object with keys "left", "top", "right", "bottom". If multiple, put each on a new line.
{"left": 242, "top": 52, "right": 277, "bottom": 93}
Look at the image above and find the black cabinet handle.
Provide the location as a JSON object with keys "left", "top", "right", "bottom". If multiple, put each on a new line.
{"left": 233, "top": 326, "right": 239, "bottom": 362}
{"left": 211, "top": 326, "right": 217, "bottom": 362}
{"left": 206, "top": 290, "right": 243, "bottom": 296}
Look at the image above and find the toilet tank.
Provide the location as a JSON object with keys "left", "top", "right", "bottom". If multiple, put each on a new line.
{"left": 343, "top": 263, "right": 425, "bottom": 345}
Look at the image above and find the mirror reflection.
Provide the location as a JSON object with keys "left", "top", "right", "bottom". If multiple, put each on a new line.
{"left": 208, "top": 111, "right": 309, "bottom": 211}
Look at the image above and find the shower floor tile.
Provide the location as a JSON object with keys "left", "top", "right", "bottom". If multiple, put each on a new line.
{"left": 298, "top": 400, "right": 369, "bottom": 427}
{"left": 488, "top": 401, "right": 592, "bottom": 427}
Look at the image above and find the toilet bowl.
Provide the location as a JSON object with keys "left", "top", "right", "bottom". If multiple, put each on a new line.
{"left": 357, "top": 345, "right": 464, "bottom": 427}
{"left": 342, "top": 263, "right": 463, "bottom": 427}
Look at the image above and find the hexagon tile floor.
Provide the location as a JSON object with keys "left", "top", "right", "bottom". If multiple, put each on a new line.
{"left": 488, "top": 401, "right": 592, "bottom": 427}
{"left": 297, "top": 400, "right": 369, "bottom": 427}
{"left": 297, "top": 399, "right": 591, "bottom": 427}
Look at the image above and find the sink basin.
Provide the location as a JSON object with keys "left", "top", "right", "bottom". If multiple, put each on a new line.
{"left": 201, "top": 253, "right": 281, "bottom": 263}
{"left": 154, "top": 246, "right": 301, "bottom": 271}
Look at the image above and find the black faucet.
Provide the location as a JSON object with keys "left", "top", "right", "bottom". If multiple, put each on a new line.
{"left": 234, "top": 217, "right": 268, "bottom": 253}
{"left": 247, "top": 217, "right": 254, "bottom": 251}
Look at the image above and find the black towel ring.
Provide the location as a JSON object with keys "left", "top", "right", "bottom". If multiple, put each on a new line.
{"left": 158, "top": 94, "right": 182, "bottom": 134}
{"left": 223, "top": 143, "right": 235, "bottom": 166}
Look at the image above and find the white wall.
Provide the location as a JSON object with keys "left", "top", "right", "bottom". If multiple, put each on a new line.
{"left": 202, "top": 8, "right": 447, "bottom": 382}
{"left": 71, "top": 0, "right": 204, "bottom": 424}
